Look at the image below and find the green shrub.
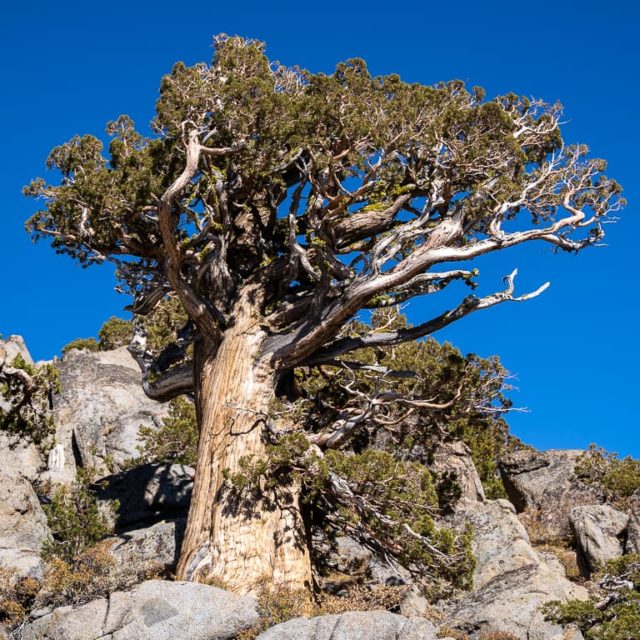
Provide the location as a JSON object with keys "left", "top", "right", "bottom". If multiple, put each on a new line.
{"left": 42, "top": 469, "right": 115, "bottom": 563}
{"left": 575, "top": 444, "right": 640, "bottom": 504}
{"left": 126, "top": 395, "right": 198, "bottom": 467}
{"left": 543, "top": 554, "right": 640, "bottom": 640}
{"left": 98, "top": 316, "right": 133, "bottom": 350}
{"left": 62, "top": 316, "right": 132, "bottom": 354}
{"left": 61, "top": 298, "right": 187, "bottom": 356}
{"left": 61, "top": 337, "right": 100, "bottom": 354}
{"left": 0, "top": 354, "right": 59, "bottom": 445}
{"left": 321, "top": 449, "right": 475, "bottom": 594}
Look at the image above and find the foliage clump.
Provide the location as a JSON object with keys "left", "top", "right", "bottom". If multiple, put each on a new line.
{"left": 321, "top": 449, "right": 475, "bottom": 595}
{"left": 97, "top": 316, "right": 133, "bottom": 350}
{"left": 41, "top": 468, "right": 115, "bottom": 563}
{"left": 292, "top": 309, "right": 521, "bottom": 500}
{"left": 0, "top": 570, "right": 40, "bottom": 627}
{"left": 62, "top": 316, "right": 131, "bottom": 355}
{"left": 575, "top": 444, "right": 640, "bottom": 506}
{"left": 0, "top": 353, "right": 59, "bottom": 445}
{"left": 543, "top": 554, "right": 640, "bottom": 640}
{"left": 127, "top": 395, "right": 198, "bottom": 467}
{"left": 61, "top": 337, "right": 100, "bottom": 354}
{"left": 62, "top": 299, "right": 188, "bottom": 369}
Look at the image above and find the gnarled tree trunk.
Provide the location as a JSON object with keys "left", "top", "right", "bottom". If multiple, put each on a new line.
{"left": 176, "top": 288, "right": 311, "bottom": 593}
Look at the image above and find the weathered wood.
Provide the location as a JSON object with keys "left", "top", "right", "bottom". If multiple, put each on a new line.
{"left": 176, "top": 287, "right": 311, "bottom": 592}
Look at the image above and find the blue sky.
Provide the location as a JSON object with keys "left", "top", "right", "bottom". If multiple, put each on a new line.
{"left": 1, "top": 1, "right": 638, "bottom": 455}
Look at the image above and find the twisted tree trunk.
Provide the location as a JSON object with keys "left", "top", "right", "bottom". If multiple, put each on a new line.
{"left": 176, "top": 288, "right": 311, "bottom": 593}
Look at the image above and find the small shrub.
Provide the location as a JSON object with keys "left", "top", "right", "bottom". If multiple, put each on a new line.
{"left": 318, "top": 582, "right": 406, "bottom": 615}
{"left": 98, "top": 317, "right": 132, "bottom": 350}
{"left": 61, "top": 337, "right": 100, "bottom": 354}
{"left": 575, "top": 444, "right": 640, "bottom": 506}
{"left": 437, "top": 627, "right": 470, "bottom": 640}
{"left": 0, "top": 569, "right": 40, "bottom": 626}
{"left": 42, "top": 468, "right": 115, "bottom": 563}
{"left": 61, "top": 317, "right": 131, "bottom": 356}
{"left": 125, "top": 395, "right": 198, "bottom": 467}
{"left": 478, "top": 632, "right": 519, "bottom": 640}
{"left": 236, "top": 579, "right": 409, "bottom": 640}
{"left": 235, "top": 581, "right": 315, "bottom": 640}
{"left": 38, "top": 541, "right": 115, "bottom": 607}
{"left": 543, "top": 554, "right": 640, "bottom": 640}
{"left": 535, "top": 543, "right": 581, "bottom": 582}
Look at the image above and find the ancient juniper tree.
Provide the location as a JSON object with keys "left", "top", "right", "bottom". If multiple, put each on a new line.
{"left": 25, "top": 36, "right": 623, "bottom": 592}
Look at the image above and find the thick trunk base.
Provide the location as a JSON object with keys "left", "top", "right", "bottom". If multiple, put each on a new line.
{"left": 176, "top": 291, "right": 311, "bottom": 593}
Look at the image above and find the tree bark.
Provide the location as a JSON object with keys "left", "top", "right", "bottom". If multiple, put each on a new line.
{"left": 176, "top": 287, "right": 312, "bottom": 593}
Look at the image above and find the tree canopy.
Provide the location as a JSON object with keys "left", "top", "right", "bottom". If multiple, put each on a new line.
{"left": 25, "top": 34, "right": 623, "bottom": 393}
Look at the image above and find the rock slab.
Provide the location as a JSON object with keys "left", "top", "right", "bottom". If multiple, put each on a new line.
{"left": 257, "top": 611, "right": 438, "bottom": 640}
{"left": 446, "top": 562, "right": 588, "bottom": 640}
{"left": 94, "top": 463, "right": 194, "bottom": 531}
{"left": 106, "top": 518, "right": 186, "bottom": 578}
{"left": 569, "top": 504, "right": 628, "bottom": 576}
{"left": 52, "top": 347, "right": 168, "bottom": 479}
{"left": 17, "top": 580, "right": 259, "bottom": 640}
{"left": 0, "top": 472, "right": 49, "bottom": 582}
{"left": 499, "top": 448, "right": 603, "bottom": 541}
{"left": 451, "top": 498, "right": 540, "bottom": 589}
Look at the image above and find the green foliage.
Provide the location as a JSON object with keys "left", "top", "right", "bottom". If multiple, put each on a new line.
{"left": 62, "top": 316, "right": 131, "bottom": 355}
{"left": 61, "top": 299, "right": 186, "bottom": 358}
{"left": 294, "top": 309, "right": 518, "bottom": 501}
{"left": 61, "top": 337, "right": 100, "bottom": 354}
{"left": 143, "top": 297, "right": 189, "bottom": 353}
{"left": 0, "top": 354, "right": 59, "bottom": 445}
{"left": 42, "top": 469, "right": 115, "bottom": 563}
{"left": 543, "top": 554, "right": 640, "bottom": 640}
{"left": 128, "top": 395, "right": 198, "bottom": 467}
{"left": 25, "top": 35, "right": 622, "bottom": 308}
{"left": 98, "top": 316, "right": 133, "bottom": 350}
{"left": 575, "top": 444, "right": 640, "bottom": 505}
{"left": 322, "top": 449, "right": 475, "bottom": 594}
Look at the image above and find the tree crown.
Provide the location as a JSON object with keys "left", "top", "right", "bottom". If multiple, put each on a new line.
{"left": 26, "top": 34, "right": 624, "bottom": 376}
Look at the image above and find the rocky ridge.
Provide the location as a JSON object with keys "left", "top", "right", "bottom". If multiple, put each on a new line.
{"left": 1, "top": 335, "right": 638, "bottom": 639}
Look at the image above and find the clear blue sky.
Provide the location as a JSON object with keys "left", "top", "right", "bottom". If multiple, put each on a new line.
{"left": 1, "top": 1, "right": 638, "bottom": 455}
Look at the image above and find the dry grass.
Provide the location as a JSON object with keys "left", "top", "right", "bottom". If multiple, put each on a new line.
{"left": 235, "top": 578, "right": 413, "bottom": 640}
{"left": 437, "top": 626, "right": 470, "bottom": 640}
{"left": 518, "top": 508, "right": 582, "bottom": 582}
{"left": 535, "top": 543, "right": 581, "bottom": 582}
{"left": 37, "top": 540, "right": 165, "bottom": 610}
{"left": 0, "top": 568, "right": 41, "bottom": 627}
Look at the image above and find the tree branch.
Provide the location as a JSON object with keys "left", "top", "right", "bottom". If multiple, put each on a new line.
{"left": 301, "top": 269, "right": 549, "bottom": 366}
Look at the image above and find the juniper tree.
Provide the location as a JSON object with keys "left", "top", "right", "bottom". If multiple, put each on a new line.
{"left": 24, "top": 35, "right": 623, "bottom": 592}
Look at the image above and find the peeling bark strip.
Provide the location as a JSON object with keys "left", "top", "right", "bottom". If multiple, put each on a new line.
{"left": 176, "top": 288, "right": 311, "bottom": 591}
